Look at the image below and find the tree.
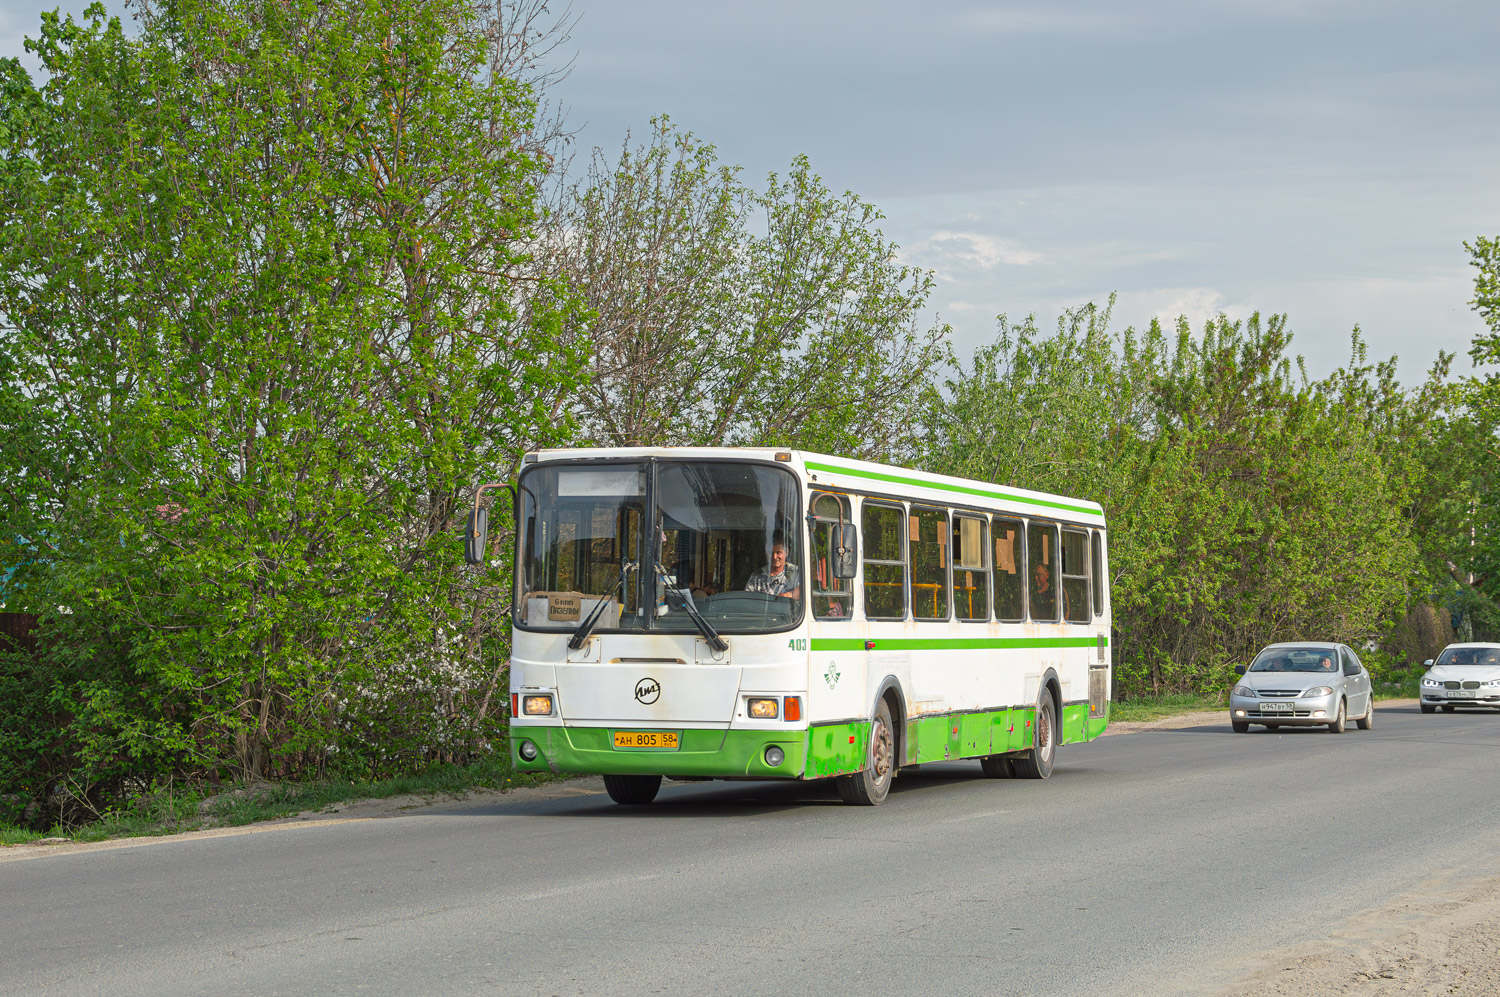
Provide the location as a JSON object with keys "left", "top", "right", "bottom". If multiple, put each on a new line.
{"left": 551, "top": 118, "right": 949, "bottom": 461}
{"left": 0, "top": 0, "right": 585, "bottom": 820}
{"left": 924, "top": 304, "right": 1436, "bottom": 694}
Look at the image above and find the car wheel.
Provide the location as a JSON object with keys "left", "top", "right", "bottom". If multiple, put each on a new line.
{"left": 1441, "top": 704, "right": 1456, "bottom": 713}
{"left": 603, "top": 774, "right": 662, "bottom": 805}
{"left": 837, "top": 700, "right": 895, "bottom": 805}
{"left": 979, "top": 754, "right": 1014, "bottom": 778}
{"left": 1355, "top": 697, "right": 1374, "bottom": 730}
{"left": 1420, "top": 703, "right": 1436, "bottom": 714}
{"left": 1012, "top": 690, "right": 1057, "bottom": 780}
{"left": 1231, "top": 720, "right": 1249, "bottom": 733}
{"left": 1327, "top": 698, "right": 1346, "bottom": 734}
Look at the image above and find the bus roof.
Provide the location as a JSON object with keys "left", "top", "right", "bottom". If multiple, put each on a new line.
{"left": 526, "top": 447, "right": 1106, "bottom": 524}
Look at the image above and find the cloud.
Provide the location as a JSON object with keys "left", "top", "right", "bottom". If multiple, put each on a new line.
{"left": 907, "top": 231, "right": 1044, "bottom": 273}
{"left": 1111, "top": 287, "right": 1242, "bottom": 333}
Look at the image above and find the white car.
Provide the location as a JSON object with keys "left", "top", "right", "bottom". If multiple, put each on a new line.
{"left": 1419, "top": 643, "right": 1500, "bottom": 713}
{"left": 1229, "top": 642, "right": 1374, "bottom": 733}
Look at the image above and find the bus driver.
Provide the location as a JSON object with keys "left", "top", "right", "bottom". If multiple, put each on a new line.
{"left": 745, "top": 532, "right": 800, "bottom": 600}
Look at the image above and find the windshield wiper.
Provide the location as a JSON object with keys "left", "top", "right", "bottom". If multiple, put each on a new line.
{"left": 651, "top": 561, "right": 727, "bottom": 654}
{"left": 568, "top": 562, "right": 636, "bottom": 650}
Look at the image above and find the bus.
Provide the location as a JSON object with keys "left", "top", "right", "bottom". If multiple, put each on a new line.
{"left": 464, "top": 447, "right": 1111, "bottom": 806}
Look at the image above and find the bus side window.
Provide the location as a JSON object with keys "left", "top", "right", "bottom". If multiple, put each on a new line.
{"left": 862, "top": 501, "right": 907, "bottom": 620}
{"left": 1027, "top": 522, "right": 1059, "bottom": 622}
{"left": 954, "top": 515, "right": 989, "bottom": 621}
{"left": 1091, "top": 529, "right": 1105, "bottom": 617}
{"left": 911, "top": 506, "right": 950, "bottom": 621}
{"left": 1061, "top": 528, "right": 1090, "bottom": 624}
{"left": 993, "top": 517, "right": 1024, "bottom": 621}
{"left": 810, "top": 493, "right": 854, "bottom": 620}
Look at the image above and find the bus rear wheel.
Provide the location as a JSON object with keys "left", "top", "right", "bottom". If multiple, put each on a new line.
{"left": 1012, "top": 691, "right": 1056, "bottom": 780}
{"left": 838, "top": 700, "right": 894, "bottom": 806}
{"left": 979, "top": 754, "right": 1014, "bottom": 777}
{"left": 603, "top": 774, "right": 662, "bottom": 805}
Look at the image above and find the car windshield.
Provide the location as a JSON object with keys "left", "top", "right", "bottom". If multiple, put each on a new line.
{"left": 1248, "top": 647, "right": 1340, "bottom": 673}
{"left": 1435, "top": 646, "right": 1500, "bottom": 666}
{"left": 516, "top": 459, "right": 802, "bottom": 634}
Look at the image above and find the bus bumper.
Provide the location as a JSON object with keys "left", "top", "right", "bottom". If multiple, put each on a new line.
{"left": 511, "top": 725, "right": 811, "bottom": 780}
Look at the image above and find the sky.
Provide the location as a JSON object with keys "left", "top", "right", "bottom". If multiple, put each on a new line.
{"left": 7, "top": 0, "right": 1499, "bottom": 384}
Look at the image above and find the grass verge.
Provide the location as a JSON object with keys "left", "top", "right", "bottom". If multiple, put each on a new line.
{"left": 1110, "top": 693, "right": 1226, "bottom": 723}
{"left": 1, "top": 755, "right": 567, "bottom": 848}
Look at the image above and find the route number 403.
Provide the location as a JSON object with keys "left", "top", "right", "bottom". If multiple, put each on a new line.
{"left": 787, "top": 638, "right": 807, "bottom": 651}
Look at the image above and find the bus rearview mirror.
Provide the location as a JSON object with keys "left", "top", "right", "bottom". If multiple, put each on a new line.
{"left": 464, "top": 508, "right": 489, "bottom": 565}
{"left": 833, "top": 524, "right": 857, "bottom": 579}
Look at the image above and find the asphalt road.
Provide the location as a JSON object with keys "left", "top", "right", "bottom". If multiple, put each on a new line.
{"left": 6, "top": 702, "right": 1500, "bottom": 997}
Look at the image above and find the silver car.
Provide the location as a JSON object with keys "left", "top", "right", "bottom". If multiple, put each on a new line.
{"left": 1230, "top": 642, "right": 1374, "bottom": 733}
{"left": 1419, "top": 642, "right": 1500, "bottom": 713}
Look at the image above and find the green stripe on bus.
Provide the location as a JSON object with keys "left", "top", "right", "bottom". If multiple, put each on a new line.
{"left": 803, "top": 460, "right": 1104, "bottom": 516}
{"left": 811, "top": 637, "right": 1106, "bottom": 651}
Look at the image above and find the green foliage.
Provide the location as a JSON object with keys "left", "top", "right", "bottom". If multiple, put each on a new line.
{"left": 924, "top": 300, "right": 1442, "bottom": 694}
{"left": 553, "top": 117, "right": 949, "bottom": 461}
{"left": 0, "top": 0, "right": 584, "bottom": 825}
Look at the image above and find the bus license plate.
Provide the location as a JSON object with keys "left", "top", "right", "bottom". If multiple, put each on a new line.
{"left": 613, "top": 731, "right": 679, "bottom": 750}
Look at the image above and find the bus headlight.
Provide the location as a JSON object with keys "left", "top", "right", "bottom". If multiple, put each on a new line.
{"left": 518, "top": 740, "right": 539, "bottom": 761}
{"left": 747, "top": 698, "right": 779, "bottom": 719}
{"left": 523, "top": 695, "right": 554, "bottom": 716}
{"left": 764, "top": 746, "right": 785, "bottom": 767}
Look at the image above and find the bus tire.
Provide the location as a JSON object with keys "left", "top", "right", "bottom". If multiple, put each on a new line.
{"left": 837, "top": 700, "right": 895, "bottom": 806}
{"left": 1012, "top": 690, "right": 1056, "bottom": 780}
{"left": 603, "top": 774, "right": 662, "bottom": 805}
{"left": 979, "top": 754, "right": 1013, "bottom": 778}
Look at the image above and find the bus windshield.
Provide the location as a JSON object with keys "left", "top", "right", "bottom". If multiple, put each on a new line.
{"left": 517, "top": 460, "right": 802, "bottom": 633}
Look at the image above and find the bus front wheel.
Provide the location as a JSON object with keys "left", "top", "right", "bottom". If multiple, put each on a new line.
{"left": 603, "top": 774, "right": 662, "bottom": 805}
{"left": 838, "top": 700, "right": 895, "bottom": 806}
{"left": 1012, "top": 691, "right": 1056, "bottom": 780}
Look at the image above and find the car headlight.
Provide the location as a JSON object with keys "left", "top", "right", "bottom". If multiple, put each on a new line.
{"left": 1483, "top": 680, "right": 1500, "bottom": 689}
{"left": 1421, "top": 678, "right": 1441, "bottom": 688}
{"left": 1303, "top": 686, "right": 1333, "bottom": 698}
{"left": 1232, "top": 685, "right": 1256, "bottom": 698}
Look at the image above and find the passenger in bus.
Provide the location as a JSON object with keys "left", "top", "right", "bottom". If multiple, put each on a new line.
{"left": 1032, "top": 561, "right": 1055, "bottom": 617}
{"left": 745, "top": 533, "right": 800, "bottom": 600}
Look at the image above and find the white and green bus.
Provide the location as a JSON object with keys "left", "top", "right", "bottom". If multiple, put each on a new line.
{"left": 465, "top": 447, "right": 1111, "bottom": 806}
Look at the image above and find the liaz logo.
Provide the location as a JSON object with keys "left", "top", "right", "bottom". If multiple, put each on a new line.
{"left": 634, "top": 678, "right": 661, "bottom": 704}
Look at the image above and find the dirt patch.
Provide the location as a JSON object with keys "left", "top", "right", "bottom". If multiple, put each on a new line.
{"left": 1197, "top": 867, "right": 1500, "bottom": 996}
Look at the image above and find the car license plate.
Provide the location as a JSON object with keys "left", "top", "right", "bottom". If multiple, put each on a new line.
{"left": 1260, "top": 702, "right": 1292, "bottom": 714}
{"left": 613, "top": 731, "right": 679, "bottom": 749}
{"left": 1449, "top": 690, "right": 1476, "bottom": 699}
